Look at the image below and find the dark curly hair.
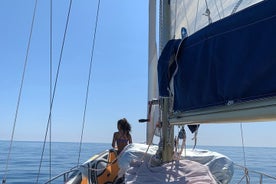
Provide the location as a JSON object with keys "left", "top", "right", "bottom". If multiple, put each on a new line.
{"left": 118, "top": 118, "right": 131, "bottom": 135}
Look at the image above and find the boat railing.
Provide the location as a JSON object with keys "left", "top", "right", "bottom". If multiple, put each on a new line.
{"left": 44, "top": 166, "right": 79, "bottom": 184}
{"left": 43, "top": 155, "right": 276, "bottom": 184}
{"left": 233, "top": 163, "right": 276, "bottom": 184}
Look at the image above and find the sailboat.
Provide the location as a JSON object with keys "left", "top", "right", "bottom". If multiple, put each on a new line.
{"left": 2, "top": 0, "right": 276, "bottom": 183}
{"left": 57, "top": 0, "right": 276, "bottom": 183}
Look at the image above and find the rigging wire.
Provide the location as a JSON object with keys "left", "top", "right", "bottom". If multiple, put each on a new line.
{"left": 182, "top": 1, "right": 191, "bottom": 35}
{"left": 214, "top": 0, "right": 222, "bottom": 20}
{"left": 172, "top": 0, "right": 177, "bottom": 39}
{"left": 36, "top": 0, "right": 73, "bottom": 183}
{"left": 2, "top": 1, "right": 38, "bottom": 183}
{"left": 239, "top": 123, "right": 250, "bottom": 183}
{"left": 48, "top": 0, "right": 53, "bottom": 181}
{"left": 219, "top": 0, "right": 225, "bottom": 18}
{"left": 194, "top": 0, "right": 200, "bottom": 33}
{"left": 77, "top": 0, "right": 101, "bottom": 166}
{"left": 232, "top": 0, "right": 244, "bottom": 14}
{"left": 239, "top": 123, "right": 247, "bottom": 167}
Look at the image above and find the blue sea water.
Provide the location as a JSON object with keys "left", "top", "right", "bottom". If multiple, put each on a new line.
{"left": 1, "top": 141, "right": 276, "bottom": 183}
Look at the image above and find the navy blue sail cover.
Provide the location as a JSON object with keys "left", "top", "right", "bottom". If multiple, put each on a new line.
{"left": 158, "top": 0, "right": 276, "bottom": 112}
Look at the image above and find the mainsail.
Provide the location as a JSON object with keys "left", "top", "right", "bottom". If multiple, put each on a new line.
{"left": 155, "top": 0, "right": 276, "bottom": 125}
{"left": 164, "top": 0, "right": 263, "bottom": 38}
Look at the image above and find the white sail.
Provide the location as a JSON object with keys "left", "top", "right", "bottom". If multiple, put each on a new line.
{"left": 167, "top": 0, "right": 263, "bottom": 39}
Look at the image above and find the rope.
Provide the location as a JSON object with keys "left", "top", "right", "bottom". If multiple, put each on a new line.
{"left": 173, "top": 126, "right": 186, "bottom": 160}
{"left": 77, "top": 0, "right": 101, "bottom": 166}
{"left": 2, "top": 1, "right": 38, "bottom": 183}
{"left": 204, "top": 0, "right": 212, "bottom": 24}
{"left": 36, "top": 0, "right": 73, "bottom": 183}
{"left": 140, "top": 125, "right": 158, "bottom": 163}
{"left": 192, "top": 128, "right": 199, "bottom": 150}
{"left": 179, "top": 128, "right": 186, "bottom": 157}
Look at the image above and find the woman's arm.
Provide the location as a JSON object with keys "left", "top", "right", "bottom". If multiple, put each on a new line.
{"left": 128, "top": 134, "right": 132, "bottom": 144}
{"left": 112, "top": 132, "right": 117, "bottom": 148}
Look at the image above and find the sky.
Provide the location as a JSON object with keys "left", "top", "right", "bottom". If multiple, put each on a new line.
{"left": 1, "top": 0, "right": 276, "bottom": 148}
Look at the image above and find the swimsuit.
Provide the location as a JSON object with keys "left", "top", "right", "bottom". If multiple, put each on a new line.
{"left": 117, "top": 135, "right": 129, "bottom": 144}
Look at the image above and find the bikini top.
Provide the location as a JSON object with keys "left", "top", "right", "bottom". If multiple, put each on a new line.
{"left": 117, "top": 135, "right": 129, "bottom": 144}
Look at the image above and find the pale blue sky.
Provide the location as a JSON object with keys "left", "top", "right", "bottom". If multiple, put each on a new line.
{"left": 1, "top": 0, "right": 276, "bottom": 148}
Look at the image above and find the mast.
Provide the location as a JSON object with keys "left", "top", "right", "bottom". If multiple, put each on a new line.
{"left": 159, "top": 0, "right": 174, "bottom": 163}
{"left": 159, "top": 0, "right": 171, "bottom": 51}
{"left": 147, "top": 0, "right": 157, "bottom": 145}
{"left": 148, "top": 0, "right": 174, "bottom": 162}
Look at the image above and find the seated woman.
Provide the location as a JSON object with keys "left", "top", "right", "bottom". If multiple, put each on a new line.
{"left": 112, "top": 118, "right": 132, "bottom": 155}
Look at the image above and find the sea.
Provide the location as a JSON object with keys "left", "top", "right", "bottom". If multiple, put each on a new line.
{"left": 1, "top": 140, "right": 276, "bottom": 184}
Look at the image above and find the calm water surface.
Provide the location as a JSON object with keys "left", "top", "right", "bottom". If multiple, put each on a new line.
{"left": 1, "top": 141, "right": 276, "bottom": 183}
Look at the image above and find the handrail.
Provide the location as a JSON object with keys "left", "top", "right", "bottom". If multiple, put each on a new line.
{"left": 44, "top": 153, "right": 276, "bottom": 184}
{"left": 44, "top": 149, "right": 115, "bottom": 183}
{"left": 234, "top": 163, "right": 276, "bottom": 183}
{"left": 44, "top": 166, "right": 79, "bottom": 184}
